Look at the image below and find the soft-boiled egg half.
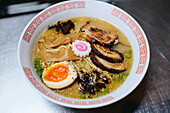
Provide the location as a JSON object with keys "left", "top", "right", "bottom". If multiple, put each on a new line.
{"left": 42, "top": 61, "right": 78, "bottom": 89}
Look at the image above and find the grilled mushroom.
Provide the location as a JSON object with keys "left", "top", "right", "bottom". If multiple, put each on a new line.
{"left": 90, "top": 52, "right": 126, "bottom": 73}
{"left": 80, "top": 24, "right": 118, "bottom": 47}
{"left": 91, "top": 44, "right": 124, "bottom": 63}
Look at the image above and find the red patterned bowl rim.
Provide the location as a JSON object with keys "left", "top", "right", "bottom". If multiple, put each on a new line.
{"left": 18, "top": 0, "right": 150, "bottom": 109}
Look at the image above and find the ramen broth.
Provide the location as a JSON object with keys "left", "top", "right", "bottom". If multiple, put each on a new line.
{"left": 33, "top": 17, "right": 133, "bottom": 99}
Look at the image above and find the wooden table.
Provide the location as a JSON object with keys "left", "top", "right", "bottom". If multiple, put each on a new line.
{"left": 0, "top": 0, "right": 169, "bottom": 113}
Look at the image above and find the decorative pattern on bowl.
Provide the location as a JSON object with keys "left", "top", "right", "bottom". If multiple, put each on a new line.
{"left": 18, "top": 1, "right": 150, "bottom": 109}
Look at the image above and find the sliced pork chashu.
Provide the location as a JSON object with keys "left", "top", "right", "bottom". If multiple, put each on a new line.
{"left": 80, "top": 24, "right": 118, "bottom": 47}
{"left": 90, "top": 52, "right": 126, "bottom": 73}
{"left": 91, "top": 44, "right": 124, "bottom": 63}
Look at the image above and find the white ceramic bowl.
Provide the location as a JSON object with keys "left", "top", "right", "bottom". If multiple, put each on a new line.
{"left": 18, "top": 0, "right": 150, "bottom": 109}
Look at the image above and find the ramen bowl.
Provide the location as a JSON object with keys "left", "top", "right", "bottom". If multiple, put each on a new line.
{"left": 18, "top": 0, "right": 150, "bottom": 109}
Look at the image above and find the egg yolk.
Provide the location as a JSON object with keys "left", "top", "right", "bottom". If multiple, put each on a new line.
{"left": 44, "top": 64, "right": 69, "bottom": 82}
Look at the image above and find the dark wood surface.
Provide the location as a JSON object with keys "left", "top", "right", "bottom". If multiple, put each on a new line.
{"left": 0, "top": 0, "right": 169, "bottom": 113}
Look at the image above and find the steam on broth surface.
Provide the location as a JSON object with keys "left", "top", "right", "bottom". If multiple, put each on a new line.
{"left": 33, "top": 17, "right": 133, "bottom": 99}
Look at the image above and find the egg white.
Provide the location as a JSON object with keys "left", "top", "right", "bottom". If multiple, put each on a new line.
{"left": 42, "top": 61, "right": 78, "bottom": 89}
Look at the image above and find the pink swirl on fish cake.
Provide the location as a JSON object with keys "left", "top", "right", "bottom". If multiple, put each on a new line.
{"left": 75, "top": 42, "right": 88, "bottom": 51}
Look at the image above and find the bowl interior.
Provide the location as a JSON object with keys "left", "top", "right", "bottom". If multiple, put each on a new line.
{"left": 18, "top": 1, "right": 149, "bottom": 109}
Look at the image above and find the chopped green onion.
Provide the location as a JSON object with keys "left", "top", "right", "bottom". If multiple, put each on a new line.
{"left": 112, "top": 78, "right": 116, "bottom": 81}
{"left": 40, "top": 77, "right": 43, "bottom": 82}
{"left": 104, "top": 87, "right": 109, "bottom": 93}
{"left": 34, "top": 58, "right": 43, "bottom": 77}
{"left": 79, "top": 91, "right": 84, "bottom": 95}
{"left": 117, "top": 74, "right": 123, "bottom": 82}
{"left": 51, "top": 28, "right": 57, "bottom": 32}
{"left": 72, "top": 19, "right": 77, "bottom": 22}
{"left": 124, "top": 50, "right": 132, "bottom": 59}
{"left": 94, "top": 88, "right": 96, "bottom": 91}
{"left": 80, "top": 96, "right": 86, "bottom": 99}
{"left": 114, "top": 73, "right": 120, "bottom": 76}
{"left": 37, "top": 69, "right": 43, "bottom": 76}
{"left": 122, "top": 72, "right": 129, "bottom": 76}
